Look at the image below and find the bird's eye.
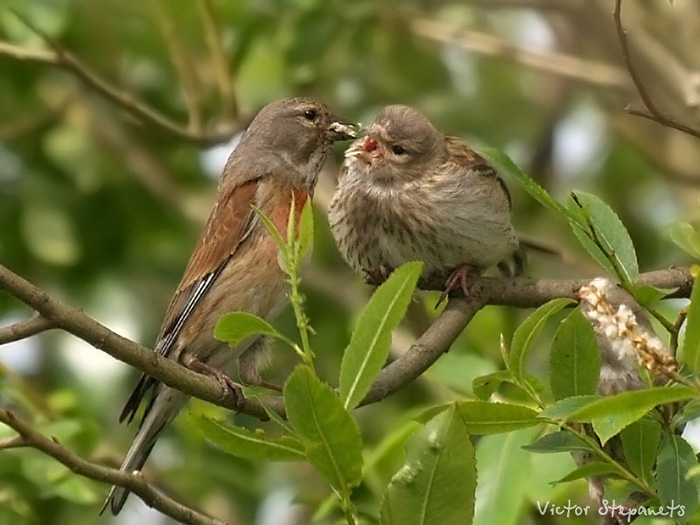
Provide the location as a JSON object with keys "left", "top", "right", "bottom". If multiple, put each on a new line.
{"left": 304, "top": 109, "right": 317, "bottom": 120}
{"left": 391, "top": 145, "right": 405, "bottom": 155}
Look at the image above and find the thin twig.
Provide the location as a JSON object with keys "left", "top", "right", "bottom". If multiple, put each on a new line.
{"left": 0, "top": 410, "right": 228, "bottom": 525}
{"left": 4, "top": 11, "right": 238, "bottom": 146}
{"left": 411, "top": 17, "right": 629, "bottom": 90}
{"left": 0, "top": 315, "right": 56, "bottom": 344}
{"left": 196, "top": 0, "right": 238, "bottom": 120}
{"left": 149, "top": 0, "right": 204, "bottom": 130}
{"left": 613, "top": 0, "right": 700, "bottom": 140}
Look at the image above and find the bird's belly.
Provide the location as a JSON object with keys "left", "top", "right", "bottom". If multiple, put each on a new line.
{"left": 178, "top": 233, "right": 289, "bottom": 365}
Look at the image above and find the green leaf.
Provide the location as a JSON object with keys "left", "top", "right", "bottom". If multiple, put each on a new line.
{"left": 251, "top": 204, "right": 285, "bottom": 251}
{"left": 214, "top": 311, "right": 297, "bottom": 349}
{"left": 620, "top": 418, "right": 661, "bottom": 482}
{"left": 473, "top": 428, "right": 535, "bottom": 525}
{"left": 284, "top": 366, "right": 363, "bottom": 490}
{"left": 483, "top": 148, "right": 581, "bottom": 224}
{"left": 669, "top": 221, "right": 700, "bottom": 259}
{"left": 569, "top": 225, "right": 619, "bottom": 278}
{"left": 381, "top": 405, "right": 475, "bottom": 525}
{"left": 549, "top": 308, "right": 600, "bottom": 400}
{"left": 472, "top": 370, "right": 514, "bottom": 400}
{"left": 681, "top": 273, "right": 700, "bottom": 374}
{"left": 552, "top": 462, "right": 619, "bottom": 485}
{"left": 297, "top": 198, "right": 314, "bottom": 260}
{"left": 634, "top": 283, "right": 677, "bottom": 307}
{"left": 566, "top": 387, "right": 695, "bottom": 423}
{"left": 339, "top": 261, "right": 422, "bottom": 409}
{"left": 569, "top": 191, "right": 639, "bottom": 284}
{"left": 509, "top": 298, "right": 574, "bottom": 380}
{"left": 538, "top": 396, "right": 601, "bottom": 421}
{"left": 456, "top": 400, "right": 539, "bottom": 435}
{"left": 194, "top": 414, "right": 305, "bottom": 461}
{"left": 523, "top": 431, "right": 591, "bottom": 454}
{"left": 656, "top": 435, "right": 700, "bottom": 522}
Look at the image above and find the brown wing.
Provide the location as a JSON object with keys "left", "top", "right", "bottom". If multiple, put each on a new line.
{"left": 119, "top": 179, "right": 259, "bottom": 424}
{"left": 445, "top": 136, "right": 512, "bottom": 209}
{"left": 157, "top": 178, "right": 260, "bottom": 354}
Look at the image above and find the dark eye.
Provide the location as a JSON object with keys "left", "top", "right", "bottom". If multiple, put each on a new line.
{"left": 304, "top": 109, "right": 317, "bottom": 120}
{"left": 391, "top": 145, "right": 405, "bottom": 155}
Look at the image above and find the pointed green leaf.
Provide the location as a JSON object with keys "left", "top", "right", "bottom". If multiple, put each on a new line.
{"left": 634, "top": 283, "right": 677, "bottom": 307}
{"left": 550, "top": 308, "right": 600, "bottom": 400}
{"left": 214, "top": 311, "right": 296, "bottom": 349}
{"left": 656, "top": 435, "right": 700, "bottom": 522}
{"left": 523, "top": 431, "right": 591, "bottom": 454}
{"left": 552, "top": 462, "right": 619, "bottom": 485}
{"left": 509, "top": 298, "right": 574, "bottom": 380}
{"left": 569, "top": 224, "right": 619, "bottom": 278}
{"left": 569, "top": 191, "right": 639, "bottom": 284}
{"left": 194, "top": 414, "right": 305, "bottom": 461}
{"left": 284, "top": 366, "right": 363, "bottom": 490}
{"left": 473, "top": 428, "right": 535, "bottom": 525}
{"left": 538, "top": 395, "right": 601, "bottom": 421}
{"left": 297, "top": 198, "right": 314, "bottom": 260}
{"left": 567, "top": 387, "right": 695, "bottom": 423}
{"left": 681, "top": 273, "right": 700, "bottom": 374}
{"left": 669, "top": 221, "right": 700, "bottom": 259}
{"left": 251, "top": 204, "right": 285, "bottom": 250}
{"left": 620, "top": 418, "right": 661, "bottom": 482}
{"left": 339, "top": 261, "right": 422, "bottom": 409}
{"left": 456, "top": 400, "right": 539, "bottom": 435}
{"left": 483, "top": 148, "right": 581, "bottom": 224}
{"left": 381, "top": 405, "right": 475, "bottom": 525}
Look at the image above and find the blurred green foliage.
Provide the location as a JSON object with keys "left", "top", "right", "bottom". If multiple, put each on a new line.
{"left": 0, "top": 0, "right": 699, "bottom": 524}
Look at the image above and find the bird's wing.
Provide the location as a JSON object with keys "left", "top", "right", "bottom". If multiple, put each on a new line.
{"left": 119, "top": 178, "right": 259, "bottom": 424}
{"left": 445, "top": 137, "right": 512, "bottom": 209}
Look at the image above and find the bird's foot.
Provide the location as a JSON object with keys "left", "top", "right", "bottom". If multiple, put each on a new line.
{"left": 436, "top": 264, "right": 477, "bottom": 307}
{"left": 188, "top": 358, "right": 245, "bottom": 411}
{"left": 363, "top": 264, "right": 392, "bottom": 286}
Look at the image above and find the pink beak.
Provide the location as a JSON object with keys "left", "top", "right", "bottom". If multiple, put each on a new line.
{"left": 362, "top": 136, "right": 382, "bottom": 159}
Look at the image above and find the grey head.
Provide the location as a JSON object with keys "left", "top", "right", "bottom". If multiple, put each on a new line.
{"left": 346, "top": 105, "right": 448, "bottom": 184}
{"left": 226, "top": 97, "right": 355, "bottom": 188}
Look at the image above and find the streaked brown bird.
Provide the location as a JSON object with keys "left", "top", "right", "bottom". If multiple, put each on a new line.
{"left": 328, "top": 105, "right": 520, "bottom": 296}
{"left": 104, "top": 98, "right": 354, "bottom": 515}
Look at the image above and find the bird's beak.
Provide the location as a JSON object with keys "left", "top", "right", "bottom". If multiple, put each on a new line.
{"left": 345, "top": 134, "right": 383, "bottom": 165}
{"left": 328, "top": 119, "right": 359, "bottom": 141}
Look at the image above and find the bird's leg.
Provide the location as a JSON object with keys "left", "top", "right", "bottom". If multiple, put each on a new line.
{"left": 363, "top": 264, "right": 392, "bottom": 286}
{"left": 437, "top": 264, "right": 477, "bottom": 307}
{"left": 187, "top": 357, "right": 245, "bottom": 410}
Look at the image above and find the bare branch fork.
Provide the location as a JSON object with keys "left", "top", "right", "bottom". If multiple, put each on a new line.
{"left": 0, "top": 9, "right": 241, "bottom": 146}
{"left": 613, "top": 0, "right": 700, "bottom": 140}
{"left": 0, "top": 410, "right": 227, "bottom": 525}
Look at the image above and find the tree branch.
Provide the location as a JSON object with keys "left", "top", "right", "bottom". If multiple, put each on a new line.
{"left": 0, "top": 315, "right": 56, "bottom": 344}
{"left": 1, "top": 12, "right": 240, "bottom": 146}
{"left": 362, "top": 267, "right": 692, "bottom": 405}
{"left": 0, "top": 410, "right": 228, "bottom": 525}
{"left": 613, "top": 0, "right": 700, "bottom": 140}
{"left": 410, "top": 17, "right": 629, "bottom": 90}
{"left": 0, "top": 263, "right": 279, "bottom": 420}
{"left": 0, "top": 262, "right": 691, "bottom": 417}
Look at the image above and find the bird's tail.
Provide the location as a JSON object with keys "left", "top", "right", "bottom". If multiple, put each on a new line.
{"left": 102, "top": 386, "right": 188, "bottom": 515}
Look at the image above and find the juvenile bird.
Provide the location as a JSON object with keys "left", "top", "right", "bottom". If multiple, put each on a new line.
{"left": 328, "top": 105, "right": 520, "bottom": 297}
{"left": 104, "top": 98, "right": 354, "bottom": 514}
